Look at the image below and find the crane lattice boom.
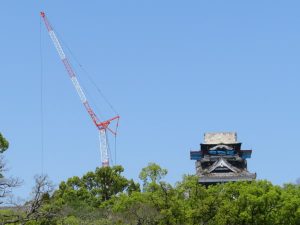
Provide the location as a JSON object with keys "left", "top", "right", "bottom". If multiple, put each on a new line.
{"left": 40, "top": 12, "right": 119, "bottom": 167}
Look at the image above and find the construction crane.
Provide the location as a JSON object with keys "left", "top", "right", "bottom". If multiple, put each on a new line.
{"left": 40, "top": 11, "right": 119, "bottom": 167}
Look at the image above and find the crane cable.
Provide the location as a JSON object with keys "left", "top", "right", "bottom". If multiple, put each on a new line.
{"left": 39, "top": 16, "right": 45, "bottom": 174}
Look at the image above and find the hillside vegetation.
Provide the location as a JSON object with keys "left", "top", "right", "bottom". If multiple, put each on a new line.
{"left": 1, "top": 164, "right": 300, "bottom": 225}
{"left": 0, "top": 133, "right": 300, "bottom": 224}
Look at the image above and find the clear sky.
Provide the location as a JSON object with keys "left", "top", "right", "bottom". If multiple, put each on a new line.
{"left": 1, "top": 1, "right": 300, "bottom": 197}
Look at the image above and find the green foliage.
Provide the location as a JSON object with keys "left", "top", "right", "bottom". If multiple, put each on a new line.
{"left": 1, "top": 134, "right": 299, "bottom": 224}
{"left": 50, "top": 165, "right": 140, "bottom": 223}
{"left": 0, "top": 132, "right": 9, "bottom": 153}
{"left": 139, "top": 162, "right": 168, "bottom": 191}
{"left": 17, "top": 163, "right": 300, "bottom": 225}
{"left": 55, "top": 165, "right": 131, "bottom": 205}
{"left": 108, "top": 192, "right": 161, "bottom": 224}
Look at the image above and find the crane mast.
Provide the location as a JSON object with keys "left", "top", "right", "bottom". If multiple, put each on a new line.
{"left": 40, "top": 12, "right": 119, "bottom": 167}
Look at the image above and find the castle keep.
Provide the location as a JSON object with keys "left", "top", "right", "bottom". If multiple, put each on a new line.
{"left": 190, "top": 132, "right": 256, "bottom": 184}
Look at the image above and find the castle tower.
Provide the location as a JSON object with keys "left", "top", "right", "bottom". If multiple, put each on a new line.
{"left": 190, "top": 132, "right": 256, "bottom": 185}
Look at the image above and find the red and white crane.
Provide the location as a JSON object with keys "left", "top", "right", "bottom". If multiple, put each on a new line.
{"left": 40, "top": 12, "right": 119, "bottom": 167}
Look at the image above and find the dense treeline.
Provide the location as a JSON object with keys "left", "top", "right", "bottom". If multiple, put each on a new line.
{"left": 20, "top": 164, "right": 300, "bottom": 225}
{"left": 1, "top": 133, "right": 300, "bottom": 224}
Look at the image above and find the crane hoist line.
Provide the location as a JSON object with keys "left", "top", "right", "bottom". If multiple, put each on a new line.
{"left": 40, "top": 11, "right": 120, "bottom": 167}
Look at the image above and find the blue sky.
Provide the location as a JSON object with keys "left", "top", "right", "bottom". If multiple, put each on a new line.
{"left": 1, "top": 1, "right": 300, "bottom": 197}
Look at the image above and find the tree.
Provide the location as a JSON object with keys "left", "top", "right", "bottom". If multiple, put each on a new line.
{"left": 0, "top": 175, "right": 56, "bottom": 225}
{"left": 175, "top": 175, "right": 208, "bottom": 225}
{"left": 6, "top": 161, "right": 300, "bottom": 225}
{"left": 90, "top": 165, "right": 130, "bottom": 202}
{"left": 55, "top": 165, "right": 131, "bottom": 205}
{"left": 51, "top": 165, "right": 138, "bottom": 223}
{"left": 108, "top": 192, "right": 161, "bottom": 225}
{"left": 139, "top": 163, "right": 167, "bottom": 191}
{"left": 0, "top": 133, "right": 20, "bottom": 204}
{"left": 0, "top": 134, "right": 57, "bottom": 224}
{"left": 0, "top": 133, "right": 9, "bottom": 154}
{"left": 0, "top": 133, "right": 9, "bottom": 179}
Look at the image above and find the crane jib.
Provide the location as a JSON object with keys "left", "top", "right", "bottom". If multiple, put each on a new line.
{"left": 40, "top": 11, "right": 120, "bottom": 167}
